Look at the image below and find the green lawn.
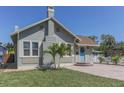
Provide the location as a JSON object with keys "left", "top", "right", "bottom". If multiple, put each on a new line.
{"left": 0, "top": 68, "right": 124, "bottom": 87}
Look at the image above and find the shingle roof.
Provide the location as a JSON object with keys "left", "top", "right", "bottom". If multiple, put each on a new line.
{"left": 77, "top": 35, "right": 96, "bottom": 45}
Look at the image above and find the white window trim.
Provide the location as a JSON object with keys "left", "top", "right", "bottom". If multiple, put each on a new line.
{"left": 21, "top": 40, "right": 40, "bottom": 57}
{"left": 32, "top": 41, "right": 40, "bottom": 57}
{"left": 23, "top": 40, "right": 31, "bottom": 57}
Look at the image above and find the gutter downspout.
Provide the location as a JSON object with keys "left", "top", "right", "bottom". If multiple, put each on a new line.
{"left": 74, "top": 38, "right": 77, "bottom": 63}
{"left": 17, "top": 32, "right": 19, "bottom": 69}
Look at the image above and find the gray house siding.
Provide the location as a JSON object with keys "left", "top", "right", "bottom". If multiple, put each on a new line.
{"left": 43, "top": 20, "right": 75, "bottom": 64}
{"left": 54, "top": 23, "right": 74, "bottom": 44}
{"left": 17, "top": 23, "right": 46, "bottom": 68}
{"left": 48, "top": 20, "right": 55, "bottom": 36}
{"left": 15, "top": 19, "right": 76, "bottom": 69}
{"left": 43, "top": 41, "right": 55, "bottom": 64}
{"left": 54, "top": 23, "right": 75, "bottom": 63}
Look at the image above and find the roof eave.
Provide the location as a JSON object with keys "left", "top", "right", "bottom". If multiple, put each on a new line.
{"left": 77, "top": 43, "right": 100, "bottom": 47}
{"left": 51, "top": 17, "right": 81, "bottom": 41}
{"left": 11, "top": 17, "right": 81, "bottom": 41}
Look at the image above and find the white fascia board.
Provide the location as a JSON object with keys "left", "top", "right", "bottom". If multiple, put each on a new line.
{"left": 77, "top": 43, "right": 100, "bottom": 47}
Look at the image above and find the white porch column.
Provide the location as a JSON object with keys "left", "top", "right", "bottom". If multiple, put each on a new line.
{"left": 74, "top": 45, "right": 80, "bottom": 63}
{"left": 84, "top": 47, "right": 93, "bottom": 64}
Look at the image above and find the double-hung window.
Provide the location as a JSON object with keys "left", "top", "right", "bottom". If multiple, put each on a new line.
{"left": 23, "top": 41, "right": 39, "bottom": 56}
{"left": 32, "top": 42, "right": 38, "bottom": 56}
{"left": 23, "top": 41, "right": 30, "bottom": 56}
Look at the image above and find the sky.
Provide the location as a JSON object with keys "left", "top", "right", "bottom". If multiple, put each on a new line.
{"left": 0, "top": 6, "right": 124, "bottom": 43}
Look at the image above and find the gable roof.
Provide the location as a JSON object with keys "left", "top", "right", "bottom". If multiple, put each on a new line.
{"left": 52, "top": 18, "right": 81, "bottom": 40}
{"left": 11, "top": 17, "right": 80, "bottom": 40}
{"left": 11, "top": 17, "right": 51, "bottom": 36}
{"left": 77, "top": 35, "right": 96, "bottom": 45}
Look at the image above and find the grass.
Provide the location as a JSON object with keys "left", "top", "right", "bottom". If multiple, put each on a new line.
{"left": 0, "top": 68, "right": 124, "bottom": 87}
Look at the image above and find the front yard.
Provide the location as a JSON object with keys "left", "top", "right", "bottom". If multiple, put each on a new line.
{"left": 0, "top": 68, "right": 124, "bottom": 87}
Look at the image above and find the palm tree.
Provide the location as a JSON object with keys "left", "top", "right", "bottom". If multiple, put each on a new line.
{"left": 88, "top": 35, "right": 98, "bottom": 42}
{"left": 44, "top": 43, "right": 59, "bottom": 69}
{"left": 101, "top": 34, "right": 116, "bottom": 49}
{"left": 5, "top": 42, "right": 14, "bottom": 54}
{"left": 57, "top": 43, "right": 71, "bottom": 68}
{"left": 100, "top": 34, "right": 116, "bottom": 56}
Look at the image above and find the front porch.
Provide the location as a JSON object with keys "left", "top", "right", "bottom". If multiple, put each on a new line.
{"left": 74, "top": 43, "right": 99, "bottom": 64}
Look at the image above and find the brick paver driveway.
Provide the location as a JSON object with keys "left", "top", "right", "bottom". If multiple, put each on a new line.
{"left": 63, "top": 64, "right": 124, "bottom": 81}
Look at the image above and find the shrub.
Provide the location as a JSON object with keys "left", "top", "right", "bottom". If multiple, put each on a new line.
{"left": 111, "top": 56, "right": 120, "bottom": 65}
{"left": 98, "top": 56, "right": 104, "bottom": 64}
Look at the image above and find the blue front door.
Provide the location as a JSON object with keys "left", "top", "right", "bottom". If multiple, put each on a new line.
{"left": 80, "top": 47, "right": 85, "bottom": 62}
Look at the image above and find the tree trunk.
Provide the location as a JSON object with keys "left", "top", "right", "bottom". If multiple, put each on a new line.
{"left": 58, "top": 57, "right": 61, "bottom": 68}
{"left": 53, "top": 57, "right": 56, "bottom": 69}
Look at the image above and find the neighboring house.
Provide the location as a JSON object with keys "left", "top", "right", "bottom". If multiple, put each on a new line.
{"left": 0, "top": 43, "right": 7, "bottom": 63}
{"left": 11, "top": 7, "right": 98, "bottom": 69}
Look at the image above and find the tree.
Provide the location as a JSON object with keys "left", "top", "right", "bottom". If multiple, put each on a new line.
{"left": 100, "top": 34, "right": 116, "bottom": 56}
{"left": 44, "top": 43, "right": 59, "bottom": 69}
{"left": 57, "top": 43, "right": 71, "bottom": 68}
{"left": 5, "top": 42, "right": 14, "bottom": 54}
{"left": 88, "top": 35, "right": 98, "bottom": 42}
{"left": 5, "top": 43, "right": 14, "bottom": 49}
{"left": 101, "top": 34, "right": 116, "bottom": 49}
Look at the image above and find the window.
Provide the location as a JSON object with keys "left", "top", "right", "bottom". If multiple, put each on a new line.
{"left": 23, "top": 42, "right": 30, "bottom": 56}
{"left": 32, "top": 42, "right": 38, "bottom": 56}
{"left": 23, "top": 41, "right": 39, "bottom": 56}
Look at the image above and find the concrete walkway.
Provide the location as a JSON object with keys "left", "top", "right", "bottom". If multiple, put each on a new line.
{"left": 63, "top": 63, "right": 124, "bottom": 81}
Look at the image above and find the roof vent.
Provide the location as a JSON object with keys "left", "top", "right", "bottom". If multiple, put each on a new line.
{"left": 14, "top": 25, "right": 19, "bottom": 31}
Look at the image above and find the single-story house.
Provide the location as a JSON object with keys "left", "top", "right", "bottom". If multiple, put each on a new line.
{"left": 11, "top": 7, "right": 99, "bottom": 69}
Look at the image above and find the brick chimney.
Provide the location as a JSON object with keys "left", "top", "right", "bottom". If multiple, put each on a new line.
{"left": 47, "top": 6, "right": 54, "bottom": 18}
